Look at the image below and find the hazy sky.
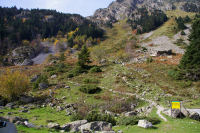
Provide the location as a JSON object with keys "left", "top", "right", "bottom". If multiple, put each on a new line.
{"left": 0, "top": 0, "right": 114, "bottom": 16}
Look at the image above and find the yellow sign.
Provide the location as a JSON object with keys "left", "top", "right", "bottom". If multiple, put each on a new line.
{"left": 171, "top": 101, "right": 181, "bottom": 109}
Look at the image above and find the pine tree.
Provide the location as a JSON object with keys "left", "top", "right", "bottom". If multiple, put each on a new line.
{"left": 77, "top": 45, "right": 91, "bottom": 68}
{"left": 179, "top": 18, "right": 200, "bottom": 80}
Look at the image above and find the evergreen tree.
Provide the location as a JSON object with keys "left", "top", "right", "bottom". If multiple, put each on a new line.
{"left": 77, "top": 45, "right": 91, "bottom": 68}
{"left": 179, "top": 18, "right": 200, "bottom": 80}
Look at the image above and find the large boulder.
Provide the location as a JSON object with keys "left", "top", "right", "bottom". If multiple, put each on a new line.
{"left": 47, "top": 123, "right": 60, "bottom": 129}
{"left": 39, "top": 83, "right": 48, "bottom": 90}
{"left": 79, "top": 121, "right": 113, "bottom": 132}
{"left": 124, "top": 111, "right": 137, "bottom": 117}
{"left": 137, "top": 120, "right": 153, "bottom": 128}
{"left": 61, "top": 120, "right": 88, "bottom": 132}
{"left": 19, "top": 96, "right": 34, "bottom": 104}
{"left": 189, "top": 112, "right": 200, "bottom": 121}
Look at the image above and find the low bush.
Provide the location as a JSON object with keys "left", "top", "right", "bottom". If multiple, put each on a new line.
{"left": 146, "top": 57, "right": 153, "bottom": 63}
{"left": 33, "top": 74, "right": 49, "bottom": 89}
{"left": 67, "top": 73, "right": 74, "bottom": 78}
{"left": 89, "top": 66, "right": 102, "bottom": 73}
{"left": 86, "top": 111, "right": 116, "bottom": 126}
{"left": 70, "top": 113, "right": 84, "bottom": 121}
{"left": 0, "top": 70, "right": 30, "bottom": 101}
{"left": 168, "top": 69, "right": 182, "bottom": 80}
{"left": 103, "top": 96, "right": 137, "bottom": 114}
{"left": 79, "top": 85, "right": 102, "bottom": 94}
{"left": 83, "top": 78, "right": 99, "bottom": 84}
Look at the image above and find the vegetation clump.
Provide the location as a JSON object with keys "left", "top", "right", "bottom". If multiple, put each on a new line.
{"left": 117, "top": 116, "right": 161, "bottom": 126}
{"left": 0, "top": 70, "right": 30, "bottom": 101}
{"left": 70, "top": 111, "right": 116, "bottom": 126}
{"left": 33, "top": 74, "right": 49, "bottom": 89}
{"left": 89, "top": 66, "right": 102, "bottom": 73}
{"left": 79, "top": 84, "right": 102, "bottom": 94}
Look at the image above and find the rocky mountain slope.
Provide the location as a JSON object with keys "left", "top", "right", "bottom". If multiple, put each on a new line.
{"left": 88, "top": 0, "right": 200, "bottom": 25}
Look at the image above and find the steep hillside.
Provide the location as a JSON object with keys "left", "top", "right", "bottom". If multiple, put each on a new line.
{"left": 89, "top": 0, "right": 200, "bottom": 25}
{"left": 0, "top": 7, "right": 103, "bottom": 56}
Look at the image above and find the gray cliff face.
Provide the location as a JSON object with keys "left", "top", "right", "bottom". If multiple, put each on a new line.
{"left": 89, "top": 0, "right": 200, "bottom": 25}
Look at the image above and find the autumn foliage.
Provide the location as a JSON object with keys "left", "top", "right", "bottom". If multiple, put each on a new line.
{"left": 0, "top": 70, "right": 30, "bottom": 101}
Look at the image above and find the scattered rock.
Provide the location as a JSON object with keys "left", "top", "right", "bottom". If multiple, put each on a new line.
{"left": 20, "top": 96, "right": 34, "bottom": 104}
{"left": 137, "top": 120, "right": 153, "bottom": 128}
{"left": 39, "top": 83, "right": 48, "bottom": 90}
{"left": 24, "top": 121, "right": 36, "bottom": 128}
{"left": 2, "top": 116, "right": 27, "bottom": 123}
{"left": 56, "top": 106, "right": 64, "bottom": 112}
{"left": 47, "top": 123, "right": 60, "bottom": 129}
{"left": 124, "top": 111, "right": 137, "bottom": 117}
{"left": 65, "top": 86, "right": 70, "bottom": 89}
{"left": 5, "top": 102, "right": 15, "bottom": 109}
{"left": 61, "top": 120, "right": 88, "bottom": 132}
{"left": 189, "top": 112, "right": 200, "bottom": 121}
{"left": 51, "top": 75, "right": 57, "bottom": 79}
{"left": 31, "top": 75, "right": 40, "bottom": 82}
{"left": 19, "top": 110, "right": 29, "bottom": 113}
{"left": 171, "top": 109, "right": 184, "bottom": 118}
{"left": 79, "top": 121, "right": 112, "bottom": 132}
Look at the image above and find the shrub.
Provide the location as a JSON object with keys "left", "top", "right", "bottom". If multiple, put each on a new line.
{"left": 89, "top": 66, "right": 102, "bottom": 73}
{"left": 70, "top": 113, "right": 84, "bottom": 121}
{"left": 86, "top": 111, "right": 116, "bottom": 126}
{"left": 168, "top": 69, "right": 182, "bottom": 80}
{"left": 59, "top": 53, "right": 65, "bottom": 61}
{"left": 0, "top": 70, "right": 30, "bottom": 101}
{"left": 117, "top": 116, "right": 160, "bottom": 126}
{"left": 83, "top": 78, "right": 99, "bottom": 84}
{"left": 79, "top": 85, "right": 102, "bottom": 94}
{"left": 146, "top": 57, "right": 153, "bottom": 63}
{"left": 117, "top": 116, "right": 140, "bottom": 126}
{"left": 103, "top": 96, "right": 137, "bottom": 114}
{"left": 69, "top": 66, "right": 86, "bottom": 77}
{"left": 181, "top": 31, "right": 186, "bottom": 35}
{"left": 33, "top": 74, "right": 48, "bottom": 89}
{"left": 67, "top": 73, "right": 74, "bottom": 78}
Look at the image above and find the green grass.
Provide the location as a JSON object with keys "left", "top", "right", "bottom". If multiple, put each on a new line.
{"left": 17, "top": 125, "right": 58, "bottom": 133}
{"left": 166, "top": 10, "right": 196, "bottom": 18}
{"left": 1, "top": 107, "right": 70, "bottom": 126}
{"left": 114, "top": 107, "right": 200, "bottom": 133}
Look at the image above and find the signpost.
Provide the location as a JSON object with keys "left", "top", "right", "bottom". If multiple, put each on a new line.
{"left": 171, "top": 101, "right": 181, "bottom": 117}
{"left": 171, "top": 101, "right": 181, "bottom": 110}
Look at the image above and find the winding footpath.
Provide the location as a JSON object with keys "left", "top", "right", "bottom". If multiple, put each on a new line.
{"left": 120, "top": 76, "right": 168, "bottom": 122}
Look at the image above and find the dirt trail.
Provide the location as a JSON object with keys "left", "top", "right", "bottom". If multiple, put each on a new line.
{"left": 120, "top": 76, "right": 168, "bottom": 121}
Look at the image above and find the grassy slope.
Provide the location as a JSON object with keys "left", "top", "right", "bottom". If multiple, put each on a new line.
{"left": 143, "top": 10, "right": 196, "bottom": 41}
{"left": 1, "top": 10, "right": 200, "bottom": 133}
{"left": 114, "top": 108, "right": 200, "bottom": 133}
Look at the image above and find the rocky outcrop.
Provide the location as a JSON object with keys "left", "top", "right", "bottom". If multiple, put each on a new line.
{"left": 89, "top": 0, "right": 200, "bottom": 25}
{"left": 137, "top": 120, "right": 153, "bottom": 128}
{"left": 10, "top": 46, "right": 36, "bottom": 66}
{"left": 61, "top": 120, "right": 88, "bottom": 132}
{"left": 79, "top": 121, "right": 113, "bottom": 132}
